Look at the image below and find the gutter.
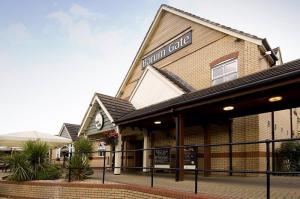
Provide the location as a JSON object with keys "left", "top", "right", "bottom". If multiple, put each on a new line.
{"left": 115, "top": 62, "right": 300, "bottom": 125}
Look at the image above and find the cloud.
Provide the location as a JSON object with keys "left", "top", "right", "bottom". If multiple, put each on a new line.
{"left": 69, "top": 4, "right": 97, "bottom": 20}
{"left": 47, "top": 4, "right": 109, "bottom": 47}
{"left": 0, "top": 23, "right": 30, "bottom": 45}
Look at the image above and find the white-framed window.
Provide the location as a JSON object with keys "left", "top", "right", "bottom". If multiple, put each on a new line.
{"left": 98, "top": 142, "right": 106, "bottom": 157}
{"left": 56, "top": 148, "right": 61, "bottom": 159}
{"left": 212, "top": 58, "right": 238, "bottom": 85}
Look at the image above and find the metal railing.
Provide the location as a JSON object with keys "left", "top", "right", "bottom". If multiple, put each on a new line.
{"left": 67, "top": 138, "right": 300, "bottom": 199}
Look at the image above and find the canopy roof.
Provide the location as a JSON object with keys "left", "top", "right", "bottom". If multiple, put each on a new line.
{"left": 0, "top": 131, "right": 72, "bottom": 148}
{"left": 116, "top": 58, "right": 300, "bottom": 127}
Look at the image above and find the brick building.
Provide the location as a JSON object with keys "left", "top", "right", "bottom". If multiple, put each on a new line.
{"left": 77, "top": 5, "right": 300, "bottom": 179}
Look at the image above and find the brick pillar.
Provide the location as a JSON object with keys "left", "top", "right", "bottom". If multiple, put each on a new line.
{"left": 204, "top": 124, "right": 211, "bottom": 177}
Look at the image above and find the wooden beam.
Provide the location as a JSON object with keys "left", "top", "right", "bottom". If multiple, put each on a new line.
{"left": 175, "top": 114, "right": 185, "bottom": 181}
{"left": 204, "top": 124, "right": 211, "bottom": 177}
{"left": 228, "top": 119, "right": 233, "bottom": 176}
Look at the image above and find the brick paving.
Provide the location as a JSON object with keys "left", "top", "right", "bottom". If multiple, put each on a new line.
{"left": 2, "top": 171, "right": 300, "bottom": 199}
{"left": 92, "top": 170, "right": 300, "bottom": 199}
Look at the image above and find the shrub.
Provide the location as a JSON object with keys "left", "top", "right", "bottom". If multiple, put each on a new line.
{"left": 8, "top": 153, "right": 33, "bottom": 181}
{"left": 66, "top": 154, "right": 93, "bottom": 181}
{"left": 74, "top": 137, "right": 93, "bottom": 156}
{"left": 7, "top": 141, "right": 61, "bottom": 182}
{"left": 277, "top": 141, "right": 300, "bottom": 172}
{"left": 36, "top": 164, "right": 61, "bottom": 180}
{"left": 23, "top": 141, "right": 49, "bottom": 173}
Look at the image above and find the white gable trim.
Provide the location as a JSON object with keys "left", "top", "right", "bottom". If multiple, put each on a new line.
{"left": 58, "top": 124, "right": 69, "bottom": 137}
{"left": 116, "top": 5, "right": 264, "bottom": 98}
{"left": 77, "top": 94, "right": 115, "bottom": 136}
{"left": 162, "top": 6, "right": 262, "bottom": 46}
{"left": 129, "top": 65, "right": 185, "bottom": 102}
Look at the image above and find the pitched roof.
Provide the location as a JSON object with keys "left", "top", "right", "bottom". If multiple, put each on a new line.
{"left": 116, "top": 4, "right": 276, "bottom": 98}
{"left": 95, "top": 93, "right": 135, "bottom": 121}
{"left": 116, "top": 58, "right": 300, "bottom": 124}
{"left": 154, "top": 67, "right": 195, "bottom": 93}
{"left": 64, "top": 123, "right": 80, "bottom": 141}
{"left": 273, "top": 47, "right": 280, "bottom": 54}
{"left": 162, "top": 4, "right": 262, "bottom": 41}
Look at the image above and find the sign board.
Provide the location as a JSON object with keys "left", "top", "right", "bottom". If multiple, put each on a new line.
{"left": 142, "top": 30, "right": 192, "bottom": 68}
{"left": 154, "top": 148, "right": 171, "bottom": 164}
{"left": 184, "top": 149, "right": 196, "bottom": 165}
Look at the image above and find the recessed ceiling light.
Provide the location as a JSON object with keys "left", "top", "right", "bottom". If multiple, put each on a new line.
{"left": 268, "top": 96, "right": 282, "bottom": 102}
{"left": 223, "top": 106, "right": 234, "bottom": 111}
{"left": 154, "top": 121, "right": 162, "bottom": 125}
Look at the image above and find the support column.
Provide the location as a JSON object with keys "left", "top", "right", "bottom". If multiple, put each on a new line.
{"left": 290, "top": 109, "right": 293, "bottom": 138}
{"left": 228, "top": 119, "right": 233, "bottom": 176}
{"left": 143, "top": 131, "right": 151, "bottom": 172}
{"left": 114, "top": 127, "right": 122, "bottom": 175}
{"left": 204, "top": 124, "right": 211, "bottom": 177}
{"left": 175, "top": 114, "right": 185, "bottom": 181}
{"left": 271, "top": 111, "right": 275, "bottom": 172}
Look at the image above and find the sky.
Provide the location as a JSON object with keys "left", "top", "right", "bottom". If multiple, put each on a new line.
{"left": 0, "top": 0, "right": 299, "bottom": 135}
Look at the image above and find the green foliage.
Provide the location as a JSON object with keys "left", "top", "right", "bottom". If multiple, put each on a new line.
{"left": 74, "top": 137, "right": 93, "bottom": 156}
{"left": 0, "top": 151, "right": 10, "bottom": 163}
{"left": 23, "top": 141, "right": 49, "bottom": 172}
{"left": 66, "top": 154, "right": 93, "bottom": 181}
{"left": 36, "top": 164, "right": 61, "bottom": 180}
{"left": 7, "top": 141, "right": 61, "bottom": 182}
{"left": 8, "top": 153, "right": 33, "bottom": 181}
{"left": 277, "top": 141, "right": 300, "bottom": 171}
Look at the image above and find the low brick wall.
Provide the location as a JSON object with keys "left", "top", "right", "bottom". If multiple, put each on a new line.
{"left": 0, "top": 180, "right": 222, "bottom": 199}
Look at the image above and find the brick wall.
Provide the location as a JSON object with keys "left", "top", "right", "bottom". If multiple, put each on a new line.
{"left": 0, "top": 181, "right": 221, "bottom": 199}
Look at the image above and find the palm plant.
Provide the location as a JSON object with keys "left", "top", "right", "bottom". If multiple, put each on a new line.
{"left": 67, "top": 154, "right": 93, "bottom": 180}
{"left": 23, "top": 140, "right": 49, "bottom": 175}
{"left": 67, "top": 137, "right": 94, "bottom": 181}
{"left": 7, "top": 141, "right": 61, "bottom": 181}
{"left": 277, "top": 141, "right": 300, "bottom": 172}
{"left": 73, "top": 137, "right": 93, "bottom": 157}
{"left": 8, "top": 153, "right": 33, "bottom": 181}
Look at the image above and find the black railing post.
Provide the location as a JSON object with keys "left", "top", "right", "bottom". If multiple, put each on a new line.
{"left": 68, "top": 151, "right": 72, "bottom": 182}
{"left": 193, "top": 146, "right": 198, "bottom": 194}
{"left": 266, "top": 140, "right": 271, "bottom": 199}
{"left": 102, "top": 151, "right": 106, "bottom": 184}
{"left": 151, "top": 148, "right": 154, "bottom": 188}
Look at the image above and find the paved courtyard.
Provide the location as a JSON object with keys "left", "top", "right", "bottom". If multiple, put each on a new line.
{"left": 92, "top": 170, "right": 300, "bottom": 199}
{"left": 1, "top": 171, "right": 300, "bottom": 199}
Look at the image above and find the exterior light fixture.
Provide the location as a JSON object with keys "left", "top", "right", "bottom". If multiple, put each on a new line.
{"left": 268, "top": 96, "right": 282, "bottom": 102}
{"left": 223, "top": 106, "right": 234, "bottom": 111}
{"left": 154, "top": 121, "right": 162, "bottom": 125}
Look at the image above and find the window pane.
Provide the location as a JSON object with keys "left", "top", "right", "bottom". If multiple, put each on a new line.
{"left": 225, "top": 73, "right": 237, "bottom": 81}
{"left": 212, "top": 77, "right": 223, "bottom": 85}
{"left": 212, "top": 66, "right": 223, "bottom": 79}
{"left": 224, "top": 60, "right": 237, "bottom": 73}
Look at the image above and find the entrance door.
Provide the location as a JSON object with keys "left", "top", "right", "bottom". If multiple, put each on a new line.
{"left": 135, "top": 140, "right": 144, "bottom": 169}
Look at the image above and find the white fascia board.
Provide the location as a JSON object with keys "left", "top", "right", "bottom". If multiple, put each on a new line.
{"left": 161, "top": 6, "right": 263, "bottom": 46}
{"left": 95, "top": 96, "right": 114, "bottom": 123}
{"left": 77, "top": 95, "right": 98, "bottom": 137}
{"left": 128, "top": 65, "right": 185, "bottom": 102}
{"left": 78, "top": 94, "right": 116, "bottom": 137}
{"left": 148, "top": 66, "right": 185, "bottom": 94}
{"left": 116, "top": 6, "right": 264, "bottom": 98}
{"left": 58, "top": 124, "right": 66, "bottom": 137}
{"left": 116, "top": 7, "right": 164, "bottom": 98}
